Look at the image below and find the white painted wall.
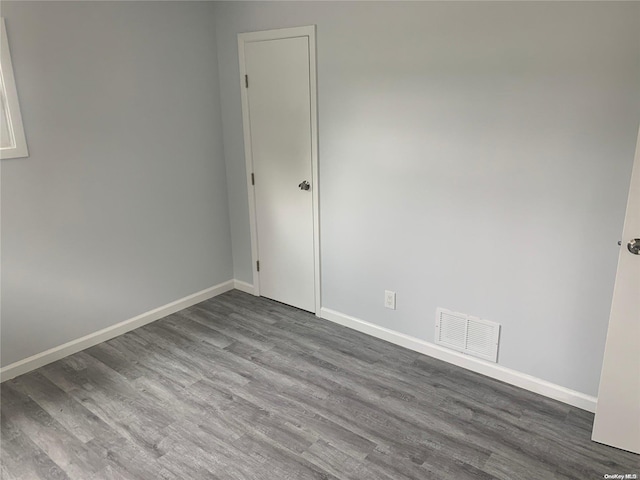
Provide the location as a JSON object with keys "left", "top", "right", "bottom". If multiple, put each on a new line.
{"left": 0, "top": 2, "right": 233, "bottom": 367}
{"left": 215, "top": 1, "right": 640, "bottom": 396}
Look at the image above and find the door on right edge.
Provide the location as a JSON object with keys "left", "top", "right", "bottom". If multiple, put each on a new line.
{"left": 592, "top": 127, "right": 640, "bottom": 454}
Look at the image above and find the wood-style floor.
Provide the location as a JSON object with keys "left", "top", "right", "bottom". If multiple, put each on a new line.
{"left": 1, "top": 290, "right": 638, "bottom": 479}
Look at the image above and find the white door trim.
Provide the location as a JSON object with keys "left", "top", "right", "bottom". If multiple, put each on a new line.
{"left": 238, "top": 26, "right": 321, "bottom": 314}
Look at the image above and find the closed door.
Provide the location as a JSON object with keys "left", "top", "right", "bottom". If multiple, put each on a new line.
{"left": 243, "top": 35, "right": 316, "bottom": 312}
{"left": 592, "top": 127, "right": 640, "bottom": 454}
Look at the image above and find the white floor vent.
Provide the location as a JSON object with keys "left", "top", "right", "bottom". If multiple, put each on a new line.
{"left": 435, "top": 308, "right": 500, "bottom": 362}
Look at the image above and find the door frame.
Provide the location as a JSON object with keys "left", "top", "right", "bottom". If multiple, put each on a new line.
{"left": 238, "top": 25, "right": 321, "bottom": 314}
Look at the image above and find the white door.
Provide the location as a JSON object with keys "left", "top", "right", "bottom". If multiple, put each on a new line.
{"left": 241, "top": 31, "right": 316, "bottom": 313}
{"left": 592, "top": 127, "right": 640, "bottom": 454}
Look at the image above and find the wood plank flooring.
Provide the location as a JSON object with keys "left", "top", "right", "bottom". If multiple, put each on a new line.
{"left": 1, "top": 290, "right": 638, "bottom": 479}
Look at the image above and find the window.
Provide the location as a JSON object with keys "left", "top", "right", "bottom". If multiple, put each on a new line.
{"left": 1, "top": 18, "right": 28, "bottom": 159}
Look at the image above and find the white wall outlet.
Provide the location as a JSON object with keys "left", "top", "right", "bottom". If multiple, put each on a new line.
{"left": 384, "top": 290, "right": 396, "bottom": 310}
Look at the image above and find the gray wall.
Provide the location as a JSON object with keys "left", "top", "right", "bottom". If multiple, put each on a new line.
{"left": 1, "top": 1, "right": 233, "bottom": 366}
{"left": 215, "top": 1, "right": 640, "bottom": 396}
{"left": 2, "top": 1, "right": 638, "bottom": 397}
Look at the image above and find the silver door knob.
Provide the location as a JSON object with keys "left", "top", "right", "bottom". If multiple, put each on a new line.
{"left": 628, "top": 238, "right": 640, "bottom": 255}
{"left": 298, "top": 181, "right": 310, "bottom": 191}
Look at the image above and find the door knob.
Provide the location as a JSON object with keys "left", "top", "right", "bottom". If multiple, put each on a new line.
{"left": 628, "top": 238, "right": 640, "bottom": 255}
{"left": 298, "top": 181, "right": 310, "bottom": 191}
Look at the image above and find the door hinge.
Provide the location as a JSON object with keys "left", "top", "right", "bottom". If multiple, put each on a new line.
{"left": 245, "top": 75, "right": 249, "bottom": 88}
{"left": 251, "top": 173, "right": 255, "bottom": 185}
{"left": 256, "top": 260, "right": 260, "bottom": 272}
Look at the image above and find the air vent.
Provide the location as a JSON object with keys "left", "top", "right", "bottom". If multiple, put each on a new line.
{"left": 435, "top": 308, "right": 500, "bottom": 362}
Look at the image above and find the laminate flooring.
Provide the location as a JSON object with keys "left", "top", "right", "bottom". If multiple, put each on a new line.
{"left": 1, "top": 290, "right": 638, "bottom": 479}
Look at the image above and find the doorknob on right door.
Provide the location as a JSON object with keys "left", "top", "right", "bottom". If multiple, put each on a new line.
{"left": 628, "top": 238, "right": 640, "bottom": 255}
{"left": 298, "top": 181, "right": 310, "bottom": 191}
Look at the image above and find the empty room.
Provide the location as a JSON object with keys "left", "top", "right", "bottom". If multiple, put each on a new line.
{"left": 1, "top": 1, "right": 639, "bottom": 479}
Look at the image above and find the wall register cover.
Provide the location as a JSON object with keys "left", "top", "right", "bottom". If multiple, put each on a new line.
{"left": 435, "top": 308, "right": 500, "bottom": 362}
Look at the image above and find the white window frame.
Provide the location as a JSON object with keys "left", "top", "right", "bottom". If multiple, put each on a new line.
{"left": 1, "top": 17, "right": 28, "bottom": 160}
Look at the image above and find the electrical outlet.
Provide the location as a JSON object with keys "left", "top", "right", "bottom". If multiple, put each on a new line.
{"left": 384, "top": 290, "right": 396, "bottom": 310}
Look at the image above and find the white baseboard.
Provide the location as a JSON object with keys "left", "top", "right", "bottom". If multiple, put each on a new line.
{"left": 233, "top": 279, "right": 256, "bottom": 295}
{"left": 1, "top": 283, "right": 596, "bottom": 413}
{"left": 0, "top": 280, "right": 236, "bottom": 383}
{"left": 320, "top": 307, "right": 597, "bottom": 413}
